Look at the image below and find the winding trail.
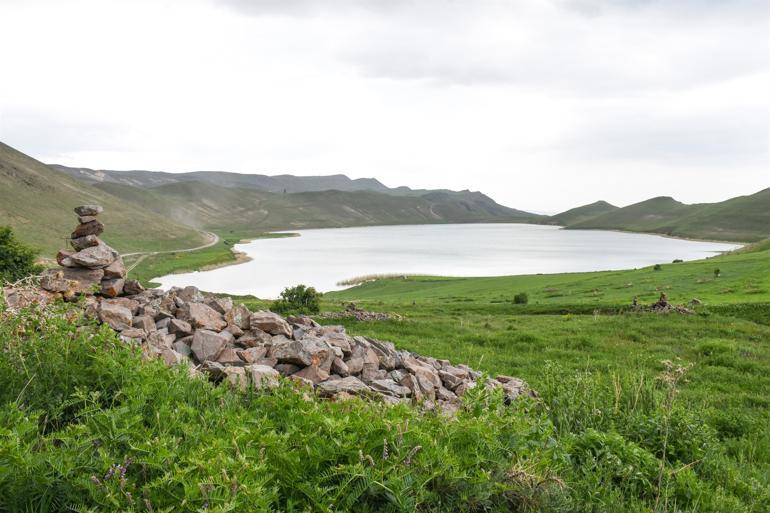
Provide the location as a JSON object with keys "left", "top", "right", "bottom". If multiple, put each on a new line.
{"left": 124, "top": 231, "right": 220, "bottom": 274}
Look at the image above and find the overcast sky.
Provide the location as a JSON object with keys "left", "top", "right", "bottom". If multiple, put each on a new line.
{"left": 0, "top": 0, "right": 767, "bottom": 212}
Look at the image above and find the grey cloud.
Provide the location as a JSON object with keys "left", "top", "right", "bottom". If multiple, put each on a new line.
{"left": 558, "top": 105, "right": 769, "bottom": 166}
{"left": 0, "top": 108, "right": 130, "bottom": 160}
{"left": 215, "top": 0, "right": 421, "bottom": 17}
{"left": 218, "top": 0, "right": 769, "bottom": 92}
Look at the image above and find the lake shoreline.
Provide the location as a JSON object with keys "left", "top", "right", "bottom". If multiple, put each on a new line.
{"left": 151, "top": 223, "right": 740, "bottom": 298}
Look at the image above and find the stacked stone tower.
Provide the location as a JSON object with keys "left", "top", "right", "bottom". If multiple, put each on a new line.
{"left": 40, "top": 205, "right": 141, "bottom": 298}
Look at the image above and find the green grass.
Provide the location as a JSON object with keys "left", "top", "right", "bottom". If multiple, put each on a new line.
{"left": 566, "top": 190, "right": 770, "bottom": 243}
{"left": 127, "top": 232, "right": 298, "bottom": 285}
{"left": 0, "top": 142, "right": 207, "bottom": 256}
{"left": 3, "top": 297, "right": 769, "bottom": 511}
{"left": 325, "top": 244, "right": 769, "bottom": 307}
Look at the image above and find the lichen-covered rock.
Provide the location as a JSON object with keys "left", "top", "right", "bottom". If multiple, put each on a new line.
{"left": 370, "top": 379, "right": 411, "bottom": 398}
{"left": 205, "top": 296, "right": 233, "bottom": 315}
{"left": 168, "top": 318, "right": 193, "bottom": 337}
{"left": 123, "top": 279, "right": 145, "bottom": 296}
{"left": 247, "top": 364, "right": 280, "bottom": 391}
{"left": 271, "top": 337, "right": 332, "bottom": 367}
{"left": 99, "top": 301, "right": 133, "bottom": 330}
{"left": 70, "top": 243, "right": 118, "bottom": 269}
{"left": 70, "top": 235, "right": 100, "bottom": 251}
{"left": 293, "top": 365, "right": 329, "bottom": 385}
{"left": 71, "top": 219, "right": 105, "bottom": 238}
{"left": 317, "top": 376, "right": 370, "bottom": 397}
{"left": 103, "top": 257, "right": 127, "bottom": 279}
{"left": 132, "top": 314, "right": 156, "bottom": 333}
{"left": 177, "top": 303, "right": 227, "bottom": 331}
{"left": 249, "top": 311, "right": 292, "bottom": 337}
{"left": 191, "top": 329, "right": 229, "bottom": 362}
{"left": 101, "top": 278, "right": 125, "bottom": 298}
{"left": 224, "top": 304, "right": 251, "bottom": 329}
{"left": 74, "top": 205, "right": 104, "bottom": 216}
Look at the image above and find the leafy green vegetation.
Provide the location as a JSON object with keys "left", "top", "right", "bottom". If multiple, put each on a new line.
{"left": 272, "top": 284, "right": 323, "bottom": 315}
{"left": 4, "top": 294, "right": 768, "bottom": 511}
{"left": 315, "top": 245, "right": 770, "bottom": 511}
{"left": 0, "top": 226, "right": 43, "bottom": 284}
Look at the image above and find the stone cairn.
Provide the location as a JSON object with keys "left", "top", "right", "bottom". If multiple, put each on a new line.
{"left": 11, "top": 205, "right": 534, "bottom": 412}
{"left": 39, "top": 205, "right": 144, "bottom": 299}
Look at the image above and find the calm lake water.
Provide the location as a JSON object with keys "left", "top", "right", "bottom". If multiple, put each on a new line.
{"left": 153, "top": 224, "right": 740, "bottom": 298}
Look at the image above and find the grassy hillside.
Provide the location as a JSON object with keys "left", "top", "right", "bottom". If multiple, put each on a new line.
{"left": 546, "top": 200, "right": 618, "bottom": 226}
{"left": 53, "top": 164, "right": 393, "bottom": 194}
{"left": 93, "top": 180, "right": 542, "bottom": 237}
{"left": 0, "top": 143, "right": 206, "bottom": 256}
{"left": 563, "top": 190, "right": 770, "bottom": 242}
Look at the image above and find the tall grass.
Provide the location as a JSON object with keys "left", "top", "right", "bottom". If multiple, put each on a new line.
{"left": 1, "top": 301, "right": 766, "bottom": 511}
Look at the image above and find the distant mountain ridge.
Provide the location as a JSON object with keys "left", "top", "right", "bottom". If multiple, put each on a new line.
{"left": 51, "top": 165, "right": 393, "bottom": 194}
{"left": 546, "top": 200, "right": 619, "bottom": 226}
{"left": 2, "top": 141, "right": 767, "bottom": 260}
{"left": 553, "top": 191, "right": 770, "bottom": 242}
{"left": 0, "top": 142, "right": 544, "bottom": 257}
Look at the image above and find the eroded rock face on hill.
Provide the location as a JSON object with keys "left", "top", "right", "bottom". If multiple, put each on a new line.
{"left": 15, "top": 205, "right": 535, "bottom": 411}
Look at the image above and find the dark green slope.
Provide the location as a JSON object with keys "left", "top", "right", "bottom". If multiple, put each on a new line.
{"left": 546, "top": 200, "right": 618, "bottom": 226}
{"left": 53, "top": 164, "right": 396, "bottom": 194}
{"left": 93, "top": 180, "right": 543, "bottom": 235}
{"left": 0, "top": 142, "right": 206, "bottom": 256}
{"left": 566, "top": 190, "right": 770, "bottom": 242}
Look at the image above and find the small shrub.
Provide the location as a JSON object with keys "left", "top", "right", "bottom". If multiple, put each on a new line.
{"left": 0, "top": 226, "right": 43, "bottom": 284}
{"left": 714, "top": 268, "right": 721, "bottom": 278}
{"left": 272, "top": 284, "right": 322, "bottom": 314}
{"left": 513, "top": 292, "right": 529, "bottom": 304}
{"left": 672, "top": 259, "right": 683, "bottom": 263}
{"left": 653, "top": 264, "right": 662, "bottom": 271}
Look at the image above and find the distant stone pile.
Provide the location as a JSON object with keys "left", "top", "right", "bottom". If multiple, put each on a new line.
{"left": 319, "top": 302, "right": 402, "bottom": 322}
{"left": 39, "top": 205, "right": 144, "bottom": 299}
{"left": 3, "top": 205, "right": 534, "bottom": 411}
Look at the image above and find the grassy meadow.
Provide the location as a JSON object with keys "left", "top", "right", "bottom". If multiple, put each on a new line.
{"left": 1, "top": 240, "right": 769, "bottom": 511}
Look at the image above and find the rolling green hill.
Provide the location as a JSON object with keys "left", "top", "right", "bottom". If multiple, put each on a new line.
{"left": 52, "top": 164, "right": 394, "bottom": 194}
{"left": 0, "top": 143, "right": 207, "bottom": 256}
{"left": 1, "top": 142, "right": 543, "bottom": 258}
{"left": 92, "top": 180, "right": 541, "bottom": 235}
{"left": 551, "top": 190, "right": 770, "bottom": 242}
{"left": 546, "top": 200, "right": 618, "bottom": 226}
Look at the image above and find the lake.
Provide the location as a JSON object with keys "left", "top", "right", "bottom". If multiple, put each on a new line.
{"left": 153, "top": 224, "right": 740, "bottom": 298}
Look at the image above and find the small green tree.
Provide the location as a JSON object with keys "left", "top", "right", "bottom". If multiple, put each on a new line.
{"left": 513, "top": 292, "right": 529, "bottom": 305}
{"left": 0, "top": 226, "right": 43, "bottom": 284}
{"left": 713, "top": 268, "right": 721, "bottom": 278}
{"left": 272, "top": 284, "right": 322, "bottom": 314}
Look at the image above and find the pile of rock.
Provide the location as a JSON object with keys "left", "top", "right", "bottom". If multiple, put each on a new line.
{"left": 39, "top": 205, "right": 144, "bottom": 300}
{"left": 320, "top": 302, "right": 403, "bottom": 322}
{"left": 89, "top": 285, "right": 532, "bottom": 411}
{"left": 631, "top": 293, "right": 695, "bottom": 315}
{"left": 5, "top": 204, "right": 534, "bottom": 411}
